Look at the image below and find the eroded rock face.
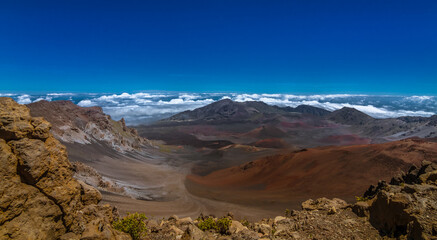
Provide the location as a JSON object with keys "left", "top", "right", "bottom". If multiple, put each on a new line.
{"left": 27, "top": 100, "right": 146, "bottom": 152}
{"left": 0, "top": 97, "right": 130, "bottom": 240}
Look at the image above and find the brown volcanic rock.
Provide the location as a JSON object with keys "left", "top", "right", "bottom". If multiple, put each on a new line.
{"left": 0, "top": 97, "right": 129, "bottom": 240}
{"left": 354, "top": 161, "right": 437, "bottom": 239}
{"left": 187, "top": 138, "right": 437, "bottom": 207}
{"left": 27, "top": 100, "right": 145, "bottom": 152}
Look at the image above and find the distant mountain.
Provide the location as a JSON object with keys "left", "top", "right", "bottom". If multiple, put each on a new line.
{"left": 164, "top": 99, "right": 288, "bottom": 123}
{"left": 327, "top": 107, "right": 437, "bottom": 140}
{"left": 160, "top": 99, "right": 333, "bottom": 125}
{"left": 140, "top": 99, "right": 437, "bottom": 148}
{"left": 281, "top": 105, "right": 331, "bottom": 117}
{"left": 328, "top": 107, "right": 374, "bottom": 125}
{"left": 27, "top": 100, "right": 147, "bottom": 152}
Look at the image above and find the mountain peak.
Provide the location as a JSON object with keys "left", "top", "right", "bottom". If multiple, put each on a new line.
{"left": 163, "top": 99, "right": 285, "bottom": 124}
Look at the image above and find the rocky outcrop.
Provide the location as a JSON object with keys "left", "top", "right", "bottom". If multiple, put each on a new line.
{"left": 0, "top": 97, "right": 129, "bottom": 240}
{"left": 141, "top": 198, "right": 381, "bottom": 240}
{"left": 72, "top": 161, "right": 126, "bottom": 195}
{"left": 27, "top": 100, "right": 146, "bottom": 152}
{"left": 354, "top": 161, "right": 437, "bottom": 239}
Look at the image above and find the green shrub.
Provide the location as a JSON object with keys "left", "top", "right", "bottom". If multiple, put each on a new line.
{"left": 197, "top": 217, "right": 232, "bottom": 234}
{"left": 198, "top": 217, "right": 216, "bottom": 231}
{"left": 215, "top": 217, "right": 231, "bottom": 234}
{"left": 112, "top": 212, "right": 147, "bottom": 240}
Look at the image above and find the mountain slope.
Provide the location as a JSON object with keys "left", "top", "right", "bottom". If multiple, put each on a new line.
{"left": 186, "top": 138, "right": 437, "bottom": 208}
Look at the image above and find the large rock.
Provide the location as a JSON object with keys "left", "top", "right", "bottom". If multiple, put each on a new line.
{"left": 367, "top": 161, "right": 437, "bottom": 239}
{"left": 0, "top": 97, "right": 130, "bottom": 240}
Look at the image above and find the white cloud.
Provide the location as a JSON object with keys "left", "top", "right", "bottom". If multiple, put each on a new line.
{"left": 7, "top": 92, "right": 436, "bottom": 124}
{"left": 0, "top": 93, "right": 16, "bottom": 97}
{"left": 33, "top": 96, "right": 52, "bottom": 102}
{"left": 17, "top": 95, "right": 32, "bottom": 104}
{"left": 47, "top": 93, "right": 74, "bottom": 96}
{"left": 405, "top": 96, "right": 434, "bottom": 102}
{"left": 77, "top": 100, "right": 96, "bottom": 107}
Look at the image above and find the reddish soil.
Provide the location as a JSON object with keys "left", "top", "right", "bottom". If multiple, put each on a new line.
{"left": 186, "top": 138, "right": 437, "bottom": 210}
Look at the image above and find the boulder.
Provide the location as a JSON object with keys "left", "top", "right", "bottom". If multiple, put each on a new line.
{"left": 229, "top": 220, "right": 247, "bottom": 234}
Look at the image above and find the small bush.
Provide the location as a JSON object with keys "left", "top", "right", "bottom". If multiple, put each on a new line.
{"left": 198, "top": 217, "right": 216, "bottom": 231}
{"left": 215, "top": 217, "right": 231, "bottom": 234}
{"left": 197, "top": 217, "right": 231, "bottom": 234}
{"left": 113, "top": 212, "right": 147, "bottom": 240}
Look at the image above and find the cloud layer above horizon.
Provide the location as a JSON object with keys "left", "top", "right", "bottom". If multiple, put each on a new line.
{"left": 3, "top": 92, "right": 436, "bottom": 125}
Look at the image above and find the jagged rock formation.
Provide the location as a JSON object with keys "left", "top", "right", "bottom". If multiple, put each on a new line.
{"left": 354, "top": 161, "right": 437, "bottom": 239}
{"left": 27, "top": 100, "right": 146, "bottom": 152}
{"left": 0, "top": 97, "right": 129, "bottom": 240}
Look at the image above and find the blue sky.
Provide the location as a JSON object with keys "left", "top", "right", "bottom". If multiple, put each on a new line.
{"left": 0, "top": 0, "right": 436, "bottom": 94}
